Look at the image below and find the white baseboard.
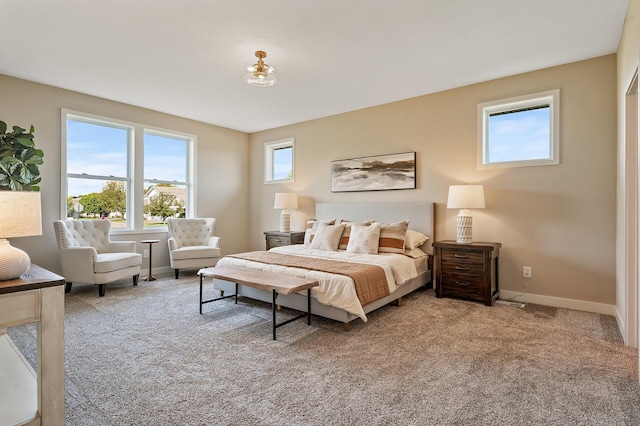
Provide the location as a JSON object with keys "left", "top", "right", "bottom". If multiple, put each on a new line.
{"left": 615, "top": 307, "right": 628, "bottom": 345}
{"left": 499, "top": 290, "right": 617, "bottom": 316}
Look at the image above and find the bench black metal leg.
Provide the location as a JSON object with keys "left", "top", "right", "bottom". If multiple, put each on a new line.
{"left": 308, "top": 288, "right": 312, "bottom": 324}
{"left": 199, "top": 274, "right": 239, "bottom": 314}
{"left": 272, "top": 290, "right": 277, "bottom": 340}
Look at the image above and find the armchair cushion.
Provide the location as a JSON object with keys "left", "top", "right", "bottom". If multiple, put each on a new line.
{"left": 95, "top": 252, "right": 143, "bottom": 273}
{"left": 170, "top": 246, "right": 221, "bottom": 261}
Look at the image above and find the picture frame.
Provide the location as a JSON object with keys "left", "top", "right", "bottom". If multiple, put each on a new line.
{"left": 331, "top": 152, "right": 416, "bottom": 192}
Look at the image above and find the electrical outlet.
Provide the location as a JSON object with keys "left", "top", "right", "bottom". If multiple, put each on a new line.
{"left": 143, "top": 250, "right": 149, "bottom": 258}
{"left": 523, "top": 266, "right": 532, "bottom": 278}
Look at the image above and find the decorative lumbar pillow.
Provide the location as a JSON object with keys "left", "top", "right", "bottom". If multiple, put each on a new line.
{"left": 309, "top": 223, "right": 346, "bottom": 251}
{"left": 304, "top": 219, "right": 336, "bottom": 245}
{"left": 378, "top": 220, "right": 409, "bottom": 254}
{"left": 405, "top": 229, "right": 429, "bottom": 249}
{"left": 346, "top": 222, "right": 382, "bottom": 254}
{"left": 338, "top": 220, "right": 374, "bottom": 250}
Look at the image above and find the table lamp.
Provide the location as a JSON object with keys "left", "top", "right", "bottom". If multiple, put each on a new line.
{"left": 0, "top": 191, "right": 42, "bottom": 280}
{"left": 447, "top": 184, "right": 485, "bottom": 244}
{"left": 274, "top": 192, "right": 298, "bottom": 233}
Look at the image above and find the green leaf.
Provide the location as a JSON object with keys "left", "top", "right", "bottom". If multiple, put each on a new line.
{"left": 9, "top": 180, "right": 22, "bottom": 191}
{"left": 15, "top": 137, "right": 34, "bottom": 147}
{"left": 0, "top": 122, "right": 6, "bottom": 134}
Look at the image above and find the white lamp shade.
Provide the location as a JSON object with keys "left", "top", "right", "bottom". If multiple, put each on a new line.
{"left": 0, "top": 191, "right": 42, "bottom": 280}
{"left": 447, "top": 185, "right": 485, "bottom": 210}
{"left": 274, "top": 193, "right": 298, "bottom": 210}
{"left": 0, "top": 191, "right": 42, "bottom": 238}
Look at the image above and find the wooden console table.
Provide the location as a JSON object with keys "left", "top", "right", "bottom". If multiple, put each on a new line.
{"left": 0, "top": 265, "right": 65, "bottom": 425}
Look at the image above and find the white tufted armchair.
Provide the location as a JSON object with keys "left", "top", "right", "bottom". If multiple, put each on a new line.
{"left": 167, "top": 218, "right": 221, "bottom": 278}
{"left": 53, "top": 220, "right": 142, "bottom": 297}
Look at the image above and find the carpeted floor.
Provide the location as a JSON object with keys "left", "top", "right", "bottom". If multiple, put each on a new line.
{"left": 8, "top": 272, "right": 640, "bottom": 425}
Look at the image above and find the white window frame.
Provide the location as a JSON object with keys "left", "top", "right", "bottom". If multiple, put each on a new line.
{"left": 61, "top": 109, "right": 196, "bottom": 232}
{"left": 477, "top": 89, "right": 560, "bottom": 169}
{"left": 264, "top": 138, "right": 294, "bottom": 184}
{"left": 143, "top": 127, "right": 196, "bottom": 222}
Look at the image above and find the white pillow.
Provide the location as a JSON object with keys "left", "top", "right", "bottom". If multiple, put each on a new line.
{"left": 304, "top": 219, "right": 336, "bottom": 245}
{"left": 338, "top": 220, "right": 374, "bottom": 250}
{"left": 309, "top": 223, "right": 346, "bottom": 251}
{"left": 346, "top": 223, "right": 382, "bottom": 254}
{"left": 405, "top": 229, "right": 429, "bottom": 249}
{"left": 404, "top": 247, "right": 427, "bottom": 258}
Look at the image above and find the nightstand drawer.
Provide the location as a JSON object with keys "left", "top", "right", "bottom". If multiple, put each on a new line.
{"left": 441, "top": 250, "right": 484, "bottom": 264}
{"left": 264, "top": 231, "right": 305, "bottom": 250}
{"left": 441, "top": 279, "right": 484, "bottom": 299}
{"left": 267, "top": 236, "right": 288, "bottom": 247}
{"left": 441, "top": 262, "right": 484, "bottom": 276}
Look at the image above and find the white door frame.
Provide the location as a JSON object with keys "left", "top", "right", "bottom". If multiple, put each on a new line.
{"left": 625, "top": 69, "right": 638, "bottom": 349}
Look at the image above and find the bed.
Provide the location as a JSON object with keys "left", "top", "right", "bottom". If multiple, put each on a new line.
{"left": 210, "top": 202, "right": 434, "bottom": 330}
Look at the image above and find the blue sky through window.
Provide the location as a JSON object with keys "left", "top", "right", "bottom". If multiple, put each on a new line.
{"left": 144, "top": 133, "right": 187, "bottom": 184}
{"left": 273, "top": 146, "right": 292, "bottom": 180}
{"left": 487, "top": 107, "right": 550, "bottom": 163}
{"left": 67, "top": 120, "right": 188, "bottom": 197}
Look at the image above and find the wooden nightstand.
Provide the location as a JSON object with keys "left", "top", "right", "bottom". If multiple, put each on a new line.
{"left": 264, "top": 231, "right": 305, "bottom": 250}
{"left": 433, "top": 240, "right": 501, "bottom": 306}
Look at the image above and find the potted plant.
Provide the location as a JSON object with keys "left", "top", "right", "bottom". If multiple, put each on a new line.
{"left": 0, "top": 120, "right": 44, "bottom": 191}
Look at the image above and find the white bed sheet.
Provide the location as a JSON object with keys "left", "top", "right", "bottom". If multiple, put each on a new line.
{"left": 215, "top": 246, "right": 418, "bottom": 322}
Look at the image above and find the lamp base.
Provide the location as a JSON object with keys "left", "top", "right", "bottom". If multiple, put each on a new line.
{"left": 280, "top": 210, "right": 291, "bottom": 233}
{"left": 456, "top": 210, "right": 473, "bottom": 244}
{"left": 0, "top": 239, "right": 31, "bottom": 280}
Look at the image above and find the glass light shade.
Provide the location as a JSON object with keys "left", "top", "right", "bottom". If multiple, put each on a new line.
{"left": 244, "top": 51, "right": 277, "bottom": 87}
{"left": 0, "top": 191, "right": 42, "bottom": 280}
{"left": 244, "top": 72, "right": 277, "bottom": 87}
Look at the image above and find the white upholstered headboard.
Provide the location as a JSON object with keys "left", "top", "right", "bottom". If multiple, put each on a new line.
{"left": 315, "top": 202, "right": 435, "bottom": 254}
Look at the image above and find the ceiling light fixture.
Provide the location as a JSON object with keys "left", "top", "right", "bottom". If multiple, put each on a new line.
{"left": 244, "top": 50, "right": 277, "bottom": 87}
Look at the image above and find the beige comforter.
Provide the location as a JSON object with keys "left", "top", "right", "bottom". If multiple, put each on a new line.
{"left": 216, "top": 245, "right": 419, "bottom": 321}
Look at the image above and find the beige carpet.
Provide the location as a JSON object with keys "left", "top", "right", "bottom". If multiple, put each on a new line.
{"left": 8, "top": 272, "right": 640, "bottom": 425}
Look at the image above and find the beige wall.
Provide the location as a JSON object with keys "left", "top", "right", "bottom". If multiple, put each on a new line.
{"left": 0, "top": 74, "right": 250, "bottom": 275}
{"left": 250, "top": 55, "right": 617, "bottom": 305}
{"left": 616, "top": 0, "right": 640, "bottom": 343}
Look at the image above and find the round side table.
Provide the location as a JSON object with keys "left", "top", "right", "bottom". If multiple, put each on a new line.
{"left": 141, "top": 239, "right": 160, "bottom": 281}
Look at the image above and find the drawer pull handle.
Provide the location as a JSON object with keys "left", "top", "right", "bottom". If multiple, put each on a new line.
{"left": 455, "top": 266, "right": 469, "bottom": 271}
{"left": 454, "top": 254, "right": 469, "bottom": 258}
{"left": 455, "top": 281, "right": 470, "bottom": 286}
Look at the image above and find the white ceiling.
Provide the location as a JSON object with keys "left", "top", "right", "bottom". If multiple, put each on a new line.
{"left": 0, "top": 0, "right": 630, "bottom": 133}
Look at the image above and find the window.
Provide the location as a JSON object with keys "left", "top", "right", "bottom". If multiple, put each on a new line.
{"left": 477, "top": 89, "right": 559, "bottom": 169}
{"left": 62, "top": 110, "right": 195, "bottom": 231}
{"left": 143, "top": 131, "right": 191, "bottom": 225}
{"left": 264, "top": 138, "right": 294, "bottom": 183}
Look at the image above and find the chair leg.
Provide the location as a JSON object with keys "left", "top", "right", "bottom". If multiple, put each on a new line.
{"left": 98, "top": 284, "right": 106, "bottom": 297}
{"left": 65, "top": 282, "right": 73, "bottom": 294}
{"left": 133, "top": 274, "right": 139, "bottom": 286}
{"left": 175, "top": 269, "right": 179, "bottom": 279}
